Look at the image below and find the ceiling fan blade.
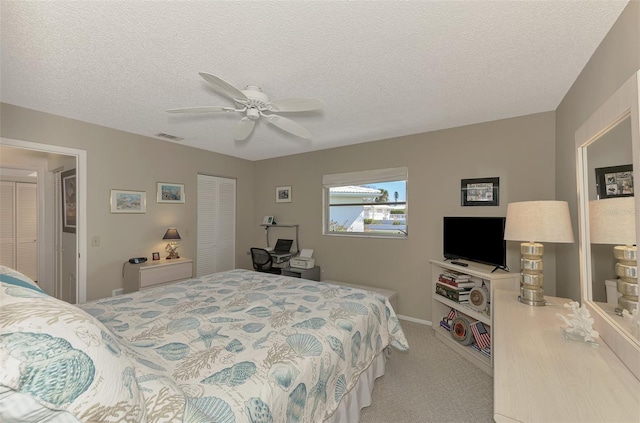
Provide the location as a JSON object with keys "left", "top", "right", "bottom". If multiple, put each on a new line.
{"left": 234, "top": 117, "right": 256, "bottom": 141}
{"left": 269, "top": 98, "right": 324, "bottom": 112}
{"left": 199, "top": 72, "right": 248, "bottom": 102}
{"left": 264, "top": 114, "right": 312, "bottom": 139}
{"left": 167, "top": 106, "right": 236, "bottom": 113}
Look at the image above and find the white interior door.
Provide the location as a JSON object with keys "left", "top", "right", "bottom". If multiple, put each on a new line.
{"left": 16, "top": 182, "right": 38, "bottom": 281}
{"left": 197, "top": 174, "right": 236, "bottom": 276}
{"left": 0, "top": 181, "right": 15, "bottom": 267}
{"left": 0, "top": 181, "right": 38, "bottom": 281}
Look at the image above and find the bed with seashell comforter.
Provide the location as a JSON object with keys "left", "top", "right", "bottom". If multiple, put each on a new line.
{"left": 0, "top": 267, "right": 408, "bottom": 423}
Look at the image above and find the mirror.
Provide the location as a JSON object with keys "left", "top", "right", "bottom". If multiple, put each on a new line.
{"left": 576, "top": 70, "right": 640, "bottom": 380}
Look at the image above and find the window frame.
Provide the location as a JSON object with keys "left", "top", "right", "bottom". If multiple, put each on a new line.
{"left": 322, "top": 167, "right": 408, "bottom": 239}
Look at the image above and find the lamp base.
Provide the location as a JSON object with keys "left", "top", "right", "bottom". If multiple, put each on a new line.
{"left": 518, "top": 295, "right": 546, "bottom": 306}
{"left": 614, "top": 245, "right": 637, "bottom": 313}
{"left": 166, "top": 252, "right": 180, "bottom": 260}
{"left": 519, "top": 242, "right": 546, "bottom": 306}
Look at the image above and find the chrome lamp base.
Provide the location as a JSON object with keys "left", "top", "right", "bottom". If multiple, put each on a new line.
{"left": 519, "top": 242, "right": 546, "bottom": 307}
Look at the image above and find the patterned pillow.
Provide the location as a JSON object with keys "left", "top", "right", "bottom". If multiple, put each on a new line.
{"left": 0, "top": 282, "right": 148, "bottom": 422}
{"left": 0, "top": 266, "right": 44, "bottom": 293}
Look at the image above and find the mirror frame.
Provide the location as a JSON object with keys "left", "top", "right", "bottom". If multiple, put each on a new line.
{"left": 575, "top": 70, "right": 640, "bottom": 380}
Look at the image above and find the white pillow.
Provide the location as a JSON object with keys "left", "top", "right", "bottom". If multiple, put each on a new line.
{"left": 0, "top": 282, "right": 148, "bottom": 422}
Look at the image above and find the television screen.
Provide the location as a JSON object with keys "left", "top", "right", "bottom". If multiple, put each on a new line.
{"left": 443, "top": 216, "right": 507, "bottom": 269}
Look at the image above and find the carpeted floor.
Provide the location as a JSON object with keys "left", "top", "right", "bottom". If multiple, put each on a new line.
{"left": 359, "top": 320, "right": 494, "bottom": 423}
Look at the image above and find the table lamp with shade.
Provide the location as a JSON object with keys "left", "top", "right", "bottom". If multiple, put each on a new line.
{"left": 163, "top": 228, "right": 181, "bottom": 259}
{"left": 504, "top": 201, "right": 575, "bottom": 306}
{"left": 589, "top": 197, "right": 637, "bottom": 313}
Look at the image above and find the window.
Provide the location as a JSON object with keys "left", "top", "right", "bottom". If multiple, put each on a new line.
{"left": 323, "top": 167, "right": 408, "bottom": 238}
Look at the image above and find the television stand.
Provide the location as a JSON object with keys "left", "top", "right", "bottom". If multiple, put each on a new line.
{"left": 430, "top": 259, "right": 519, "bottom": 375}
{"left": 450, "top": 261, "right": 468, "bottom": 267}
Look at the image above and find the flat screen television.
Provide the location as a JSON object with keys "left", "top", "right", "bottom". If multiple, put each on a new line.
{"left": 443, "top": 216, "right": 507, "bottom": 271}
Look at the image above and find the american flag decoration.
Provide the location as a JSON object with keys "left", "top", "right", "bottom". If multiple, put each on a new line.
{"left": 447, "top": 308, "right": 457, "bottom": 321}
{"left": 471, "top": 321, "right": 491, "bottom": 350}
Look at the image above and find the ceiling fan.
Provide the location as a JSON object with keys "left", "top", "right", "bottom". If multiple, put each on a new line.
{"left": 168, "top": 72, "right": 323, "bottom": 141}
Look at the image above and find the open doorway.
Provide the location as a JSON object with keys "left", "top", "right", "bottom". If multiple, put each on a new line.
{"left": 0, "top": 138, "right": 87, "bottom": 303}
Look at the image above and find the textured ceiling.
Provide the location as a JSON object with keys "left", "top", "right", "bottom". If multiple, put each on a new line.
{"left": 0, "top": 1, "right": 629, "bottom": 161}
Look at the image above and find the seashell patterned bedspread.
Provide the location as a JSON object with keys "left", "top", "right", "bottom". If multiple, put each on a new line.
{"left": 78, "top": 269, "right": 409, "bottom": 422}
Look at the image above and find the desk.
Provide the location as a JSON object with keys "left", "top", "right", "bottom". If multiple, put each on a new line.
{"left": 493, "top": 289, "right": 639, "bottom": 423}
{"left": 281, "top": 266, "right": 321, "bottom": 281}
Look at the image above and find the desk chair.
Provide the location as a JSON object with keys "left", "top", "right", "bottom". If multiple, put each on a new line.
{"left": 250, "top": 248, "right": 281, "bottom": 275}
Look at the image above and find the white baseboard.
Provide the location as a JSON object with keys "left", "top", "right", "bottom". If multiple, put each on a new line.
{"left": 397, "top": 314, "right": 432, "bottom": 326}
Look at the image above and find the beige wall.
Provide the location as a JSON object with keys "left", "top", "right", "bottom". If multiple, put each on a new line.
{"left": 0, "top": 103, "right": 255, "bottom": 301}
{"left": 555, "top": 0, "right": 640, "bottom": 301}
{"left": 254, "top": 111, "right": 556, "bottom": 321}
{"left": 1, "top": 102, "right": 555, "bottom": 320}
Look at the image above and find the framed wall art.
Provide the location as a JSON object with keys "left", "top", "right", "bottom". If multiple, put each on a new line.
{"left": 61, "top": 169, "right": 76, "bottom": 233}
{"left": 110, "top": 190, "right": 146, "bottom": 213}
{"left": 595, "top": 164, "right": 634, "bottom": 198}
{"left": 276, "top": 185, "right": 292, "bottom": 203}
{"left": 461, "top": 177, "right": 499, "bottom": 206}
{"left": 157, "top": 182, "right": 185, "bottom": 203}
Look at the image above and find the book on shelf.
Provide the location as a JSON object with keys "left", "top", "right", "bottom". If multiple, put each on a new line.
{"left": 441, "top": 270, "right": 472, "bottom": 281}
{"left": 436, "top": 282, "right": 472, "bottom": 295}
{"left": 435, "top": 283, "right": 471, "bottom": 303}
{"left": 439, "top": 320, "right": 451, "bottom": 331}
{"left": 438, "top": 275, "right": 476, "bottom": 289}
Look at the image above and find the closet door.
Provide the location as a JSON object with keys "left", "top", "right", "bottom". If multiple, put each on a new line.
{"left": 197, "top": 175, "right": 236, "bottom": 277}
{"left": 16, "top": 183, "right": 38, "bottom": 281}
{"left": 0, "top": 181, "right": 15, "bottom": 267}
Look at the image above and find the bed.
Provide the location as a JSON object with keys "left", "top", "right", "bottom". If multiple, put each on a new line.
{"left": 0, "top": 267, "right": 408, "bottom": 423}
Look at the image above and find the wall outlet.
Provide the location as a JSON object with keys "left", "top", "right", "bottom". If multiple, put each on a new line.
{"left": 112, "top": 288, "right": 124, "bottom": 296}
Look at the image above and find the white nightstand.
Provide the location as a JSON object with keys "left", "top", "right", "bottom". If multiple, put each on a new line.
{"left": 123, "top": 257, "right": 193, "bottom": 293}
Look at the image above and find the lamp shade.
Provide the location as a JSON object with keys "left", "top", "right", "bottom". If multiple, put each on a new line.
{"left": 504, "top": 201, "right": 574, "bottom": 243}
{"left": 589, "top": 197, "right": 636, "bottom": 245}
{"left": 163, "top": 228, "right": 181, "bottom": 240}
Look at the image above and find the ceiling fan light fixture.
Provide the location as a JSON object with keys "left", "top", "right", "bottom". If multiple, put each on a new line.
{"left": 247, "top": 108, "right": 260, "bottom": 120}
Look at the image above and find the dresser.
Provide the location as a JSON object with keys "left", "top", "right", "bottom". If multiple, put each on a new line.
{"left": 493, "top": 289, "right": 639, "bottom": 422}
{"left": 123, "top": 257, "right": 193, "bottom": 293}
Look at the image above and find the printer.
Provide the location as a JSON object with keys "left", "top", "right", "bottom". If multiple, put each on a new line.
{"left": 290, "top": 249, "right": 315, "bottom": 269}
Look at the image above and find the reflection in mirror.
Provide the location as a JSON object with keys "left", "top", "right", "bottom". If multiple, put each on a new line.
{"left": 576, "top": 71, "right": 640, "bottom": 380}
{"left": 586, "top": 117, "right": 636, "bottom": 309}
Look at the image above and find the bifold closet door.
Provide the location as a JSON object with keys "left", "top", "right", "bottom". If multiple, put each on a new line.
{"left": 0, "top": 181, "right": 16, "bottom": 268}
{"left": 16, "top": 183, "right": 38, "bottom": 281}
{"left": 0, "top": 181, "right": 38, "bottom": 281}
{"left": 197, "top": 174, "right": 236, "bottom": 277}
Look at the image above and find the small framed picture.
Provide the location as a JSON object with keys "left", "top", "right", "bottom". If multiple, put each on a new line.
{"left": 61, "top": 169, "right": 76, "bottom": 233}
{"left": 110, "top": 190, "right": 146, "bottom": 213}
{"left": 157, "top": 182, "right": 185, "bottom": 204}
{"left": 595, "top": 164, "right": 634, "bottom": 199}
{"left": 263, "top": 215, "right": 274, "bottom": 225}
{"left": 276, "top": 185, "right": 292, "bottom": 203}
{"left": 461, "top": 177, "right": 499, "bottom": 206}
{"left": 152, "top": 252, "right": 160, "bottom": 261}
